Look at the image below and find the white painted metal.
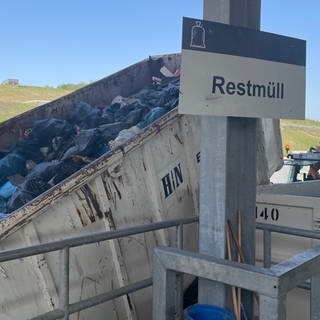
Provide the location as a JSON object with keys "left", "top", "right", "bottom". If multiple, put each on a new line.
{"left": 0, "top": 54, "right": 282, "bottom": 320}
{"left": 256, "top": 180, "right": 320, "bottom": 320}
{"left": 180, "top": 50, "right": 306, "bottom": 119}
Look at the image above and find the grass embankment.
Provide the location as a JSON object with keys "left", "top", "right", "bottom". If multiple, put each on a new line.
{"left": 0, "top": 83, "right": 86, "bottom": 122}
{"left": 281, "top": 119, "right": 320, "bottom": 153}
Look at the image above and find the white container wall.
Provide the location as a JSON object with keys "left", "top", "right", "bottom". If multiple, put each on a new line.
{"left": 256, "top": 180, "right": 320, "bottom": 320}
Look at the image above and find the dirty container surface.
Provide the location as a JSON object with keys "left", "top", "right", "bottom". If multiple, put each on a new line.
{"left": 185, "top": 304, "right": 235, "bottom": 320}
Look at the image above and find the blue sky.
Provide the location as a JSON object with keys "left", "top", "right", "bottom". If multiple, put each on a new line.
{"left": 0, "top": 1, "right": 319, "bottom": 119}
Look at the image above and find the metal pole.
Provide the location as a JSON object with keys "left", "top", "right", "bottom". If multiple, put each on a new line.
{"left": 176, "top": 224, "right": 183, "bottom": 250}
{"left": 174, "top": 224, "right": 184, "bottom": 319}
{"left": 59, "top": 246, "right": 70, "bottom": 320}
{"left": 199, "top": 0, "right": 260, "bottom": 317}
{"left": 259, "top": 295, "right": 287, "bottom": 320}
{"left": 311, "top": 273, "right": 320, "bottom": 320}
{"left": 152, "top": 252, "right": 179, "bottom": 320}
{"left": 263, "top": 229, "right": 272, "bottom": 268}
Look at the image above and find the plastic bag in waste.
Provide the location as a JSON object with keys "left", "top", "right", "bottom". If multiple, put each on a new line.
{"left": 7, "top": 162, "right": 60, "bottom": 213}
{"left": 98, "top": 122, "right": 131, "bottom": 142}
{"left": 27, "top": 118, "right": 74, "bottom": 146}
{"left": 137, "top": 107, "right": 167, "bottom": 129}
{"left": 7, "top": 189, "right": 34, "bottom": 213}
{"left": 62, "top": 128, "right": 106, "bottom": 160}
{"left": 94, "top": 144, "right": 110, "bottom": 157}
{"left": 50, "top": 156, "right": 89, "bottom": 185}
{"left": 11, "top": 139, "right": 45, "bottom": 163}
{"left": 157, "top": 82, "right": 180, "bottom": 110}
{"left": 0, "top": 153, "right": 26, "bottom": 185}
{"left": 0, "top": 181, "right": 17, "bottom": 199}
{"left": 68, "top": 101, "right": 102, "bottom": 129}
{"left": 114, "top": 104, "right": 136, "bottom": 122}
{"left": 109, "top": 126, "right": 142, "bottom": 149}
{"left": 0, "top": 212, "right": 8, "bottom": 221}
{"left": 0, "top": 197, "right": 7, "bottom": 214}
{"left": 125, "top": 108, "right": 146, "bottom": 127}
{"left": 100, "top": 102, "right": 124, "bottom": 124}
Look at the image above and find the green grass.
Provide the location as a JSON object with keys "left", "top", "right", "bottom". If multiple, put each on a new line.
{"left": 56, "top": 83, "right": 87, "bottom": 90}
{"left": 0, "top": 102, "right": 39, "bottom": 122}
{"left": 280, "top": 119, "right": 320, "bottom": 153}
{"left": 0, "top": 83, "right": 86, "bottom": 122}
{"left": 281, "top": 118, "right": 320, "bottom": 127}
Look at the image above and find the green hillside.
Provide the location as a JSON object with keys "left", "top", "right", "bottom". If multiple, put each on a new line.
{"left": 281, "top": 119, "right": 320, "bottom": 153}
{"left": 0, "top": 83, "right": 86, "bottom": 122}
{"left": 0, "top": 83, "right": 319, "bottom": 154}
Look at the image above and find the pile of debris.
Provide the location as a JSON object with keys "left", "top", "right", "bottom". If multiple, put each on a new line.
{"left": 0, "top": 75, "right": 180, "bottom": 218}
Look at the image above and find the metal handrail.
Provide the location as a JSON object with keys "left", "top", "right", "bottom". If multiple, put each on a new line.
{"left": 257, "top": 222, "right": 320, "bottom": 240}
{"left": 0, "top": 216, "right": 198, "bottom": 263}
{"left": 257, "top": 221, "right": 320, "bottom": 288}
{"left": 3, "top": 217, "right": 319, "bottom": 319}
{"left": 0, "top": 216, "right": 197, "bottom": 320}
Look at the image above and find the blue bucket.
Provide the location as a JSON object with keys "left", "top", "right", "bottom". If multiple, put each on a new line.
{"left": 185, "top": 304, "right": 235, "bottom": 320}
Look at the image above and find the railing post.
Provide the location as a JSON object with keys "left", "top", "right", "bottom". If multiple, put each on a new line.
{"left": 176, "top": 224, "right": 183, "bottom": 250}
{"left": 263, "top": 229, "right": 272, "bottom": 268}
{"left": 311, "top": 273, "right": 320, "bottom": 320}
{"left": 59, "top": 246, "right": 70, "bottom": 320}
{"left": 153, "top": 250, "right": 180, "bottom": 320}
{"left": 259, "top": 295, "right": 286, "bottom": 320}
{"left": 175, "top": 224, "right": 184, "bottom": 319}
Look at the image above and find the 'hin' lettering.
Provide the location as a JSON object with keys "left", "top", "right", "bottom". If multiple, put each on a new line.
{"left": 161, "top": 164, "right": 183, "bottom": 198}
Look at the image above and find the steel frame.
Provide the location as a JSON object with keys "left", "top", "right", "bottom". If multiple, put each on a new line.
{"left": 152, "top": 244, "right": 320, "bottom": 320}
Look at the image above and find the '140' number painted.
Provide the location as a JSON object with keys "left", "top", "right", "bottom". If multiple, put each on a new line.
{"left": 256, "top": 207, "right": 279, "bottom": 221}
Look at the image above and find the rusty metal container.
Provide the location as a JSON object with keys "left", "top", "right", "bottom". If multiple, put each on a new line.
{"left": 0, "top": 54, "right": 282, "bottom": 320}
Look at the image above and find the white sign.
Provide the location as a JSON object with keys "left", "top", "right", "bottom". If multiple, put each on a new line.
{"left": 179, "top": 18, "right": 306, "bottom": 119}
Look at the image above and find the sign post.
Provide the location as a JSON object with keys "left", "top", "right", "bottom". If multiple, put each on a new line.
{"left": 178, "top": 1, "right": 305, "bottom": 318}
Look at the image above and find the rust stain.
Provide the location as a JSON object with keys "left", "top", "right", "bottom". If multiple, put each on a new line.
{"left": 105, "top": 168, "right": 111, "bottom": 178}
{"left": 76, "top": 208, "right": 87, "bottom": 226}
{"left": 81, "top": 185, "right": 103, "bottom": 219}
{"left": 75, "top": 191, "right": 86, "bottom": 201}
{"left": 37, "top": 256, "right": 46, "bottom": 269}
{"left": 105, "top": 208, "right": 116, "bottom": 230}
{"left": 80, "top": 192, "right": 96, "bottom": 222}
{"left": 114, "top": 192, "right": 117, "bottom": 210}
{"left": 187, "top": 184, "right": 191, "bottom": 195}
{"left": 112, "top": 181, "right": 122, "bottom": 199}
{"left": 112, "top": 165, "right": 121, "bottom": 175}
{"left": 174, "top": 133, "right": 183, "bottom": 145}
{"left": 126, "top": 294, "right": 134, "bottom": 311}
{"left": 102, "top": 178, "right": 113, "bottom": 201}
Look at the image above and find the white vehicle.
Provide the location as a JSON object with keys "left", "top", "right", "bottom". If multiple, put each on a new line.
{"left": 271, "top": 151, "right": 320, "bottom": 184}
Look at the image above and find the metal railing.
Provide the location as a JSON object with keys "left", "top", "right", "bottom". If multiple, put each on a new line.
{"left": 0, "top": 216, "right": 198, "bottom": 320}
{"left": 257, "top": 222, "right": 320, "bottom": 269}
{"left": 153, "top": 221, "right": 320, "bottom": 320}
{"left": 2, "top": 216, "right": 320, "bottom": 319}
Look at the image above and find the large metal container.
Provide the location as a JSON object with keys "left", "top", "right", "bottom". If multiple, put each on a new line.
{"left": 0, "top": 54, "right": 282, "bottom": 320}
